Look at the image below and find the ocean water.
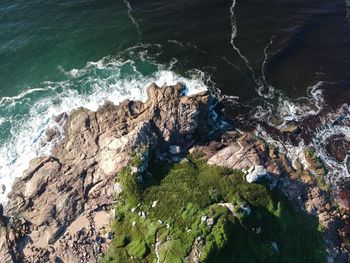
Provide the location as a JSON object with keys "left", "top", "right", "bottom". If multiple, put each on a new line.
{"left": 1, "top": 0, "right": 350, "bottom": 202}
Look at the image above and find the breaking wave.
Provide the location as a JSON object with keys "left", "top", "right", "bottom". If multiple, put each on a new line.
{"left": 0, "top": 49, "right": 209, "bottom": 203}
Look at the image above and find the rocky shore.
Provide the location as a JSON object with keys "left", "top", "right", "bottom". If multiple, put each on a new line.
{"left": 0, "top": 83, "right": 349, "bottom": 262}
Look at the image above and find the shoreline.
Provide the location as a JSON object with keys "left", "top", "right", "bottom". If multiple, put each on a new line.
{"left": 0, "top": 83, "right": 349, "bottom": 262}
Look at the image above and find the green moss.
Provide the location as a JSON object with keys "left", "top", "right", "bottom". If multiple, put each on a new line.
{"left": 114, "top": 235, "right": 129, "bottom": 248}
{"left": 118, "top": 166, "right": 142, "bottom": 206}
{"left": 126, "top": 239, "right": 149, "bottom": 259}
{"left": 101, "top": 153, "right": 326, "bottom": 263}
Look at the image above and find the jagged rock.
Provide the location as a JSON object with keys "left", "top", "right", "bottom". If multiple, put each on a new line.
{"left": 3, "top": 83, "right": 216, "bottom": 262}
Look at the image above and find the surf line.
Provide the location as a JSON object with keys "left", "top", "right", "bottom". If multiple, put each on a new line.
{"left": 123, "top": 0, "right": 141, "bottom": 36}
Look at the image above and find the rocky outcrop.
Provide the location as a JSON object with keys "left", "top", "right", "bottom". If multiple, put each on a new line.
{"left": 2, "top": 83, "right": 216, "bottom": 263}
{"left": 1, "top": 82, "right": 349, "bottom": 262}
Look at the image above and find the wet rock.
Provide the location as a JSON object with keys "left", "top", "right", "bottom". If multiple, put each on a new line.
{"left": 53, "top": 112, "right": 68, "bottom": 123}
{"left": 45, "top": 127, "right": 60, "bottom": 142}
{"left": 0, "top": 184, "right": 5, "bottom": 195}
{"left": 279, "top": 121, "right": 300, "bottom": 134}
{"left": 326, "top": 134, "right": 350, "bottom": 162}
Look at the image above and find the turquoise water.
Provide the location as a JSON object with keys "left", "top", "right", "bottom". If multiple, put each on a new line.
{"left": 1, "top": 0, "right": 350, "bottom": 201}
{"left": 0, "top": 0, "right": 138, "bottom": 96}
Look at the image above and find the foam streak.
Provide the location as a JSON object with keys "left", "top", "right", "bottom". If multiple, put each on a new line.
{"left": 123, "top": 0, "right": 141, "bottom": 36}
{"left": 229, "top": 0, "right": 254, "bottom": 73}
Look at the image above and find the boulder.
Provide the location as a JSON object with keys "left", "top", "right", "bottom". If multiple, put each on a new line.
{"left": 246, "top": 166, "right": 268, "bottom": 183}
{"left": 279, "top": 121, "right": 300, "bottom": 134}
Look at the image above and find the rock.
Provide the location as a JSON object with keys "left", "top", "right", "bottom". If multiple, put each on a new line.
{"left": 113, "top": 183, "right": 123, "bottom": 195}
{"left": 326, "top": 135, "right": 350, "bottom": 162}
{"left": 53, "top": 112, "right": 68, "bottom": 123}
{"left": 23, "top": 158, "right": 61, "bottom": 199}
{"left": 0, "top": 184, "right": 5, "bottom": 195}
{"left": 272, "top": 242, "right": 279, "bottom": 253}
{"left": 169, "top": 145, "right": 181, "bottom": 155}
{"left": 246, "top": 166, "right": 268, "bottom": 183}
{"left": 279, "top": 121, "right": 300, "bottom": 134}
{"left": 151, "top": 201, "right": 158, "bottom": 208}
{"left": 206, "top": 218, "right": 214, "bottom": 227}
{"left": 45, "top": 127, "right": 60, "bottom": 142}
{"left": 131, "top": 166, "right": 139, "bottom": 175}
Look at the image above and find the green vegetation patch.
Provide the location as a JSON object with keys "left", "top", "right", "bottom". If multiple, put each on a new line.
{"left": 101, "top": 152, "right": 326, "bottom": 263}
{"left": 304, "top": 147, "right": 329, "bottom": 190}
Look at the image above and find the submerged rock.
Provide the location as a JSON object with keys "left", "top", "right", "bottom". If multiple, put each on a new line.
{"left": 169, "top": 144, "right": 181, "bottom": 155}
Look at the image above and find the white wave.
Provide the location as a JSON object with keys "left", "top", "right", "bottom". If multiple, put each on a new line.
{"left": 0, "top": 56, "right": 208, "bottom": 204}
{"left": 311, "top": 105, "right": 350, "bottom": 185}
{"left": 0, "top": 87, "right": 56, "bottom": 106}
{"left": 312, "top": 125, "right": 350, "bottom": 184}
{"left": 254, "top": 87, "right": 350, "bottom": 187}
{"left": 261, "top": 36, "right": 275, "bottom": 84}
{"left": 168, "top": 39, "right": 184, "bottom": 48}
{"left": 253, "top": 81, "right": 326, "bottom": 125}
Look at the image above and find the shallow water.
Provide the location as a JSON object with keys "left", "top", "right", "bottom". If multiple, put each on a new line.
{"left": 1, "top": 0, "right": 350, "bottom": 202}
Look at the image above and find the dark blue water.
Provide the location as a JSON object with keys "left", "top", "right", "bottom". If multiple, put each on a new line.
{"left": 1, "top": 0, "right": 350, "bottom": 201}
